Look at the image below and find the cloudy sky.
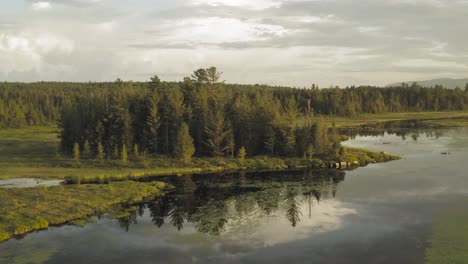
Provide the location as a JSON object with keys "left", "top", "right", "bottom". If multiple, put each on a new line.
{"left": 1, "top": 0, "right": 467, "bottom": 87}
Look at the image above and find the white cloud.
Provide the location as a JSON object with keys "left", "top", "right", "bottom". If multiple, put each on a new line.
{"left": 96, "top": 21, "right": 116, "bottom": 33}
{"left": 192, "top": 0, "right": 280, "bottom": 10}
{"left": 158, "top": 17, "right": 287, "bottom": 45}
{"left": 393, "top": 59, "right": 468, "bottom": 69}
{"left": 1, "top": 0, "right": 468, "bottom": 85}
{"left": 357, "top": 26, "right": 381, "bottom": 33}
{"left": 31, "top": 1, "right": 52, "bottom": 11}
{"left": 0, "top": 33, "right": 74, "bottom": 74}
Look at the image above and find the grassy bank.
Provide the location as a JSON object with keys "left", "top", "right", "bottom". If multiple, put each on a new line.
{"left": 7, "top": 111, "right": 462, "bottom": 181}
{"left": 0, "top": 124, "right": 398, "bottom": 181}
{"left": 0, "top": 181, "right": 167, "bottom": 242}
{"left": 0, "top": 115, "right": 433, "bottom": 181}
{"left": 323, "top": 111, "right": 468, "bottom": 128}
{"left": 63, "top": 148, "right": 399, "bottom": 184}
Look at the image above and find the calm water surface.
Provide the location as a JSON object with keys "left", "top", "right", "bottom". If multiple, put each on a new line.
{"left": 1, "top": 127, "right": 467, "bottom": 264}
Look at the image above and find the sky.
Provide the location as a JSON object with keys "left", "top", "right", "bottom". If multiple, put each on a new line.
{"left": 0, "top": 0, "right": 467, "bottom": 87}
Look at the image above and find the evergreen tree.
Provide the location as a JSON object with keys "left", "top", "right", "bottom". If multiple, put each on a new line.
{"left": 83, "top": 140, "right": 91, "bottom": 159}
{"left": 97, "top": 142, "right": 104, "bottom": 163}
{"left": 238, "top": 147, "right": 247, "bottom": 161}
{"left": 113, "top": 145, "right": 119, "bottom": 160}
{"left": 174, "top": 122, "right": 195, "bottom": 163}
{"left": 121, "top": 145, "right": 128, "bottom": 165}
{"left": 73, "top": 143, "right": 80, "bottom": 163}
{"left": 144, "top": 94, "right": 160, "bottom": 153}
{"left": 312, "top": 117, "right": 329, "bottom": 155}
{"left": 204, "top": 111, "right": 231, "bottom": 157}
{"left": 133, "top": 144, "right": 140, "bottom": 160}
{"left": 306, "top": 144, "right": 315, "bottom": 159}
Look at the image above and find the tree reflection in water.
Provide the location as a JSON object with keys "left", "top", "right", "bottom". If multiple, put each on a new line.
{"left": 340, "top": 119, "right": 445, "bottom": 140}
{"left": 116, "top": 170, "right": 345, "bottom": 234}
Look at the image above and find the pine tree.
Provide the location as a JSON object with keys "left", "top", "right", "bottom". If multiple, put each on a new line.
{"left": 306, "top": 144, "right": 315, "bottom": 159}
{"left": 83, "top": 140, "right": 91, "bottom": 159}
{"left": 174, "top": 122, "right": 195, "bottom": 163}
{"left": 73, "top": 143, "right": 80, "bottom": 163}
{"left": 204, "top": 111, "right": 230, "bottom": 157}
{"left": 113, "top": 145, "right": 119, "bottom": 160}
{"left": 238, "top": 146, "right": 246, "bottom": 161}
{"left": 264, "top": 126, "right": 276, "bottom": 155}
{"left": 133, "top": 144, "right": 140, "bottom": 160}
{"left": 312, "top": 117, "right": 329, "bottom": 155}
{"left": 144, "top": 94, "right": 160, "bottom": 153}
{"left": 121, "top": 145, "right": 128, "bottom": 165}
{"left": 97, "top": 142, "right": 104, "bottom": 163}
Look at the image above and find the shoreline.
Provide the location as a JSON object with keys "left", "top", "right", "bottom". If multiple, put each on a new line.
{"left": 0, "top": 181, "right": 168, "bottom": 242}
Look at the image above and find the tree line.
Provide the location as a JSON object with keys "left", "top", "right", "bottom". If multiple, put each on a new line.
{"left": 1, "top": 76, "right": 467, "bottom": 130}
{"left": 1, "top": 68, "right": 467, "bottom": 160}
{"left": 57, "top": 69, "right": 341, "bottom": 161}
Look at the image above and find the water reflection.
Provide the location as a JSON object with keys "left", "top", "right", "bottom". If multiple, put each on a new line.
{"left": 340, "top": 119, "right": 445, "bottom": 140}
{"left": 3, "top": 127, "right": 467, "bottom": 263}
{"left": 117, "top": 170, "right": 345, "bottom": 235}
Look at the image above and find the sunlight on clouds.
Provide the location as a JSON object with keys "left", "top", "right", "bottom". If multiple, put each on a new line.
{"left": 394, "top": 59, "right": 468, "bottom": 69}
{"left": 31, "top": 1, "right": 51, "bottom": 11}
{"left": 425, "top": 41, "right": 453, "bottom": 58}
{"left": 2, "top": 0, "right": 468, "bottom": 85}
{"left": 222, "top": 200, "right": 357, "bottom": 247}
{"left": 0, "top": 33, "right": 74, "bottom": 73}
{"left": 357, "top": 26, "right": 381, "bottom": 33}
{"left": 192, "top": 0, "right": 280, "bottom": 10}
{"left": 161, "top": 17, "right": 287, "bottom": 45}
{"left": 96, "top": 22, "right": 116, "bottom": 33}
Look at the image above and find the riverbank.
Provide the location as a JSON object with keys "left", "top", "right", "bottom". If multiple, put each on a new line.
{"left": 0, "top": 125, "right": 399, "bottom": 181}
{"left": 3, "top": 111, "right": 466, "bottom": 181}
{"left": 5, "top": 112, "right": 468, "bottom": 181}
{"left": 324, "top": 111, "right": 468, "bottom": 128}
{"left": 0, "top": 181, "right": 167, "bottom": 242}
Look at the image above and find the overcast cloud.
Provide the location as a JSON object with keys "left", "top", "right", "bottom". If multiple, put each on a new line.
{"left": 0, "top": 0, "right": 467, "bottom": 86}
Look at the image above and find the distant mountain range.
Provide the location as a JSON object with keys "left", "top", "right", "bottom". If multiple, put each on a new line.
{"left": 386, "top": 78, "right": 468, "bottom": 89}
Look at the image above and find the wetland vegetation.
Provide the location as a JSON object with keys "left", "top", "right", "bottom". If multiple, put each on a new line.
{"left": 0, "top": 68, "right": 467, "bottom": 263}
{"left": 0, "top": 181, "right": 167, "bottom": 242}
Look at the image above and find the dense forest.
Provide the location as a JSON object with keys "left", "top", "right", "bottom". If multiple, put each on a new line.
{"left": 1, "top": 67, "right": 467, "bottom": 160}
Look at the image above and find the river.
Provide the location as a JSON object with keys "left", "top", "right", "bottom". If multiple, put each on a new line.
{"left": 1, "top": 127, "right": 467, "bottom": 263}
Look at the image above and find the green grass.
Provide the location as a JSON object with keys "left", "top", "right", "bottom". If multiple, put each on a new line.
{"left": 0, "top": 180, "right": 167, "bottom": 242}
{"left": 0, "top": 115, "right": 413, "bottom": 181}
{"left": 7, "top": 111, "right": 458, "bottom": 181}
{"left": 0, "top": 126, "right": 58, "bottom": 165}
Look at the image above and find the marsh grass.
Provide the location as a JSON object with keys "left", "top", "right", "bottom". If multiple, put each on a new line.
{"left": 0, "top": 181, "right": 167, "bottom": 242}
{"left": 321, "top": 111, "right": 468, "bottom": 128}
{"left": 0, "top": 122, "right": 402, "bottom": 181}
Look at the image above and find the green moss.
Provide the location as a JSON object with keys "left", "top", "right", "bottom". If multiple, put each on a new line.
{"left": 0, "top": 231, "right": 9, "bottom": 241}
{"left": 69, "top": 217, "right": 96, "bottom": 227}
{"left": 0, "top": 181, "right": 167, "bottom": 242}
{"left": 342, "top": 147, "right": 400, "bottom": 165}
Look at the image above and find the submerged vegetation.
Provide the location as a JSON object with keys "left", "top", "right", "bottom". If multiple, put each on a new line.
{"left": 0, "top": 181, "right": 167, "bottom": 242}
{"left": 425, "top": 208, "right": 468, "bottom": 264}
